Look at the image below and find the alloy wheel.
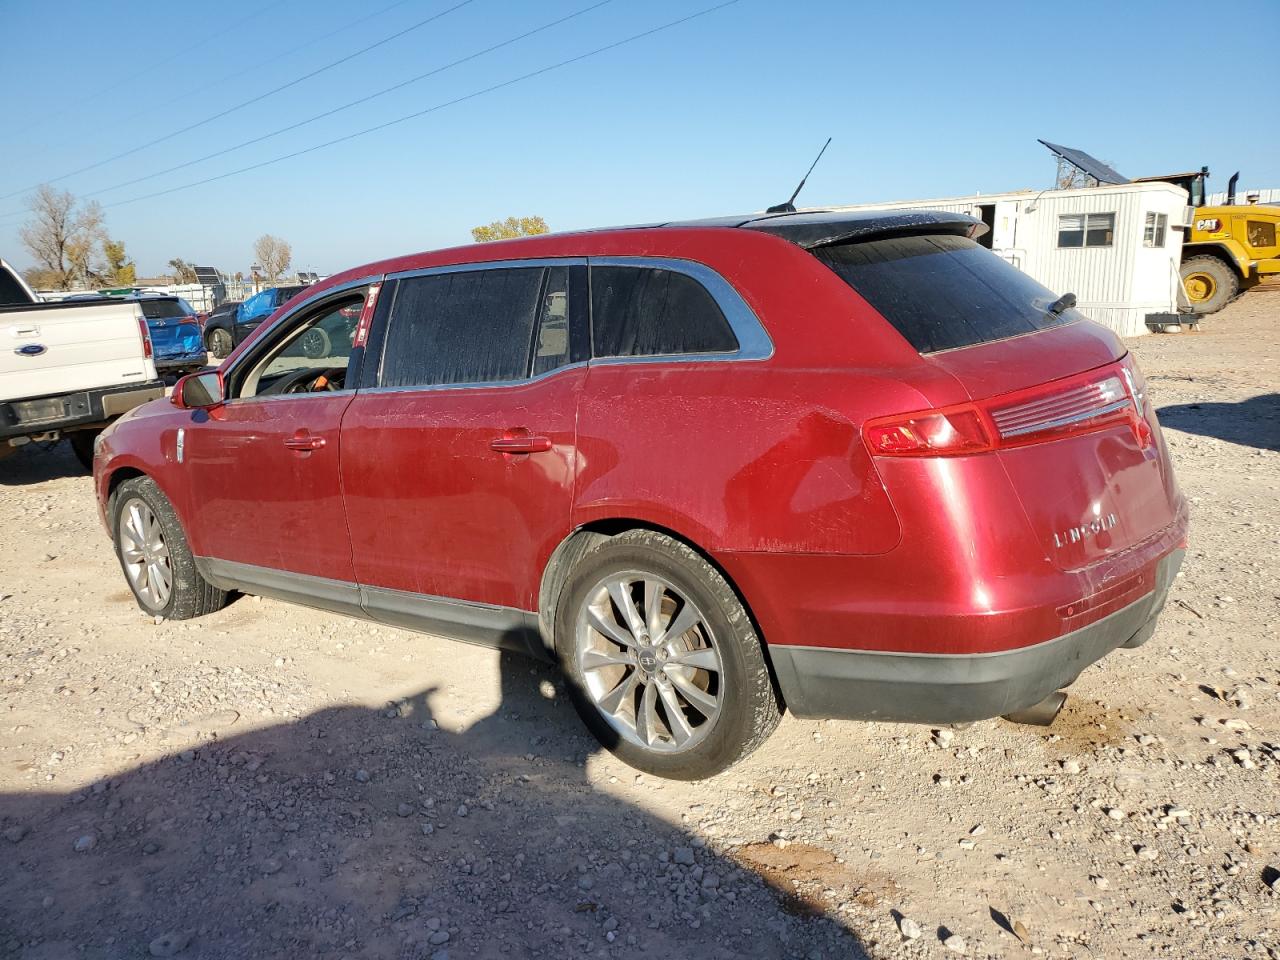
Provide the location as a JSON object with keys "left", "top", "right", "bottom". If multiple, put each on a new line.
{"left": 118, "top": 498, "right": 172, "bottom": 610}
{"left": 575, "top": 573, "right": 724, "bottom": 753}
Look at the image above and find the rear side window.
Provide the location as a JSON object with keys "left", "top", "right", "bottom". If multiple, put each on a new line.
{"left": 380, "top": 268, "right": 545, "bottom": 387}
{"left": 0, "top": 267, "right": 33, "bottom": 306}
{"left": 591, "top": 266, "right": 737, "bottom": 358}
{"left": 813, "top": 234, "right": 1080, "bottom": 354}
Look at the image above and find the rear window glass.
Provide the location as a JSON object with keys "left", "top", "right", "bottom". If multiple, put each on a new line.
{"left": 138, "top": 300, "right": 188, "bottom": 320}
{"left": 812, "top": 234, "right": 1080, "bottom": 354}
{"left": 0, "top": 267, "right": 33, "bottom": 306}
{"left": 591, "top": 266, "right": 737, "bottom": 358}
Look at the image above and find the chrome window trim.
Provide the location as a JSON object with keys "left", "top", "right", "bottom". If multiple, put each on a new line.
{"left": 220, "top": 274, "right": 382, "bottom": 398}
{"left": 586, "top": 255, "right": 773, "bottom": 364}
{"left": 387, "top": 257, "right": 588, "bottom": 282}
{"left": 359, "top": 359, "right": 588, "bottom": 397}
{"left": 374, "top": 255, "right": 772, "bottom": 393}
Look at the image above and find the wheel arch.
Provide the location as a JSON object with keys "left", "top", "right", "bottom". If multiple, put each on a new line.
{"left": 536, "top": 517, "right": 786, "bottom": 709}
{"left": 1182, "top": 243, "right": 1246, "bottom": 275}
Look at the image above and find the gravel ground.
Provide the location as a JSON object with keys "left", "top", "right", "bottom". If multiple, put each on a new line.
{"left": 1, "top": 291, "right": 1277, "bottom": 960}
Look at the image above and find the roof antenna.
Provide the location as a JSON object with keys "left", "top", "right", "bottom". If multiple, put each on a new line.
{"left": 766, "top": 137, "right": 832, "bottom": 214}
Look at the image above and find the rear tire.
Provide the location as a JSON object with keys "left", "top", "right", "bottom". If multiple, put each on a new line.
{"left": 206, "top": 327, "right": 233, "bottom": 359}
{"left": 68, "top": 429, "right": 99, "bottom": 472}
{"left": 556, "top": 529, "right": 780, "bottom": 780}
{"left": 111, "top": 476, "right": 228, "bottom": 620}
{"left": 1180, "top": 255, "right": 1239, "bottom": 314}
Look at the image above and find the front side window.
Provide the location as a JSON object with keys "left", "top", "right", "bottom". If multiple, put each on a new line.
{"left": 1058, "top": 212, "right": 1115, "bottom": 248}
{"left": 236, "top": 292, "right": 366, "bottom": 399}
{"left": 590, "top": 266, "right": 738, "bottom": 358}
{"left": 1143, "top": 212, "right": 1168, "bottom": 248}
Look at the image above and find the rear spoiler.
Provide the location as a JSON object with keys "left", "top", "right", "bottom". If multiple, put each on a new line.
{"left": 738, "top": 209, "right": 988, "bottom": 250}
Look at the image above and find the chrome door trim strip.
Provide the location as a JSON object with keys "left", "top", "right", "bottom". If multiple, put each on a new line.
{"left": 386, "top": 257, "right": 588, "bottom": 281}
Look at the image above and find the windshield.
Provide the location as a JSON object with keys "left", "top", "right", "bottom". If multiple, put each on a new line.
{"left": 812, "top": 234, "right": 1083, "bottom": 353}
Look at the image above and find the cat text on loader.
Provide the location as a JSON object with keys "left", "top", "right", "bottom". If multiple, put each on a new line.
{"left": 1142, "top": 169, "right": 1280, "bottom": 314}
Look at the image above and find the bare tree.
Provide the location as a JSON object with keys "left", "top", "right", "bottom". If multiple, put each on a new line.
{"left": 253, "top": 234, "right": 292, "bottom": 282}
{"left": 168, "top": 258, "right": 198, "bottom": 283}
{"left": 18, "top": 185, "right": 107, "bottom": 290}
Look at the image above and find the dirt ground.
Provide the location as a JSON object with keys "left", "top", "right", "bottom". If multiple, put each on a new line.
{"left": 1, "top": 291, "right": 1277, "bottom": 960}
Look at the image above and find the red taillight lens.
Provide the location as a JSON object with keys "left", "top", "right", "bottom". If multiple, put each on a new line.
{"left": 864, "top": 406, "right": 994, "bottom": 457}
{"left": 137, "top": 318, "right": 153, "bottom": 359}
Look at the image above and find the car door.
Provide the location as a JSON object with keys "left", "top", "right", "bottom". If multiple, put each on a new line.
{"left": 182, "top": 283, "right": 375, "bottom": 612}
{"left": 340, "top": 261, "right": 588, "bottom": 640}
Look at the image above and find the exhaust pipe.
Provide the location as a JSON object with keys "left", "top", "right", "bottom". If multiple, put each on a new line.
{"left": 1003, "top": 691, "right": 1067, "bottom": 726}
{"left": 1227, "top": 171, "right": 1239, "bottom": 205}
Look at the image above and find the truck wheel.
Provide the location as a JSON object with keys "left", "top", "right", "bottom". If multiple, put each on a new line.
{"left": 207, "top": 327, "right": 233, "bottom": 359}
{"left": 68, "top": 429, "right": 100, "bottom": 472}
{"left": 111, "top": 476, "right": 228, "bottom": 620}
{"left": 557, "top": 529, "right": 781, "bottom": 780}
{"left": 1181, "top": 256, "right": 1239, "bottom": 314}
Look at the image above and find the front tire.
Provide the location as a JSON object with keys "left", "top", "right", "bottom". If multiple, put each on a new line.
{"left": 557, "top": 529, "right": 780, "bottom": 780}
{"left": 68, "top": 429, "right": 100, "bottom": 472}
{"left": 206, "top": 327, "right": 233, "bottom": 359}
{"left": 111, "top": 476, "right": 228, "bottom": 620}
{"left": 1180, "top": 255, "right": 1239, "bottom": 314}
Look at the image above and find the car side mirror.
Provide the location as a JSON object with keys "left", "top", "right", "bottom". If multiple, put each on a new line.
{"left": 173, "top": 370, "right": 225, "bottom": 409}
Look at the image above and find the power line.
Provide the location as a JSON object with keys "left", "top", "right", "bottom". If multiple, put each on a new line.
{"left": 49, "top": 0, "right": 419, "bottom": 149}
{"left": 0, "top": 0, "right": 476, "bottom": 203}
{"left": 81, "top": 1, "right": 613, "bottom": 201}
{"left": 102, "top": 0, "right": 740, "bottom": 212}
{"left": 23, "top": 0, "right": 291, "bottom": 134}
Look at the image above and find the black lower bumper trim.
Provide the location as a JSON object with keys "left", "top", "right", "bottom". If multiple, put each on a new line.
{"left": 0, "top": 380, "right": 166, "bottom": 439}
{"left": 770, "top": 549, "right": 1184, "bottom": 724}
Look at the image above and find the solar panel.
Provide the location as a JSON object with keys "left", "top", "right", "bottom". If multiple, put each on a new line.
{"left": 193, "top": 266, "right": 221, "bottom": 284}
{"left": 1038, "top": 140, "right": 1129, "bottom": 185}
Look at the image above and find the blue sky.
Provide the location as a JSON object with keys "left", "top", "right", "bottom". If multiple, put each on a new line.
{"left": 3, "top": 0, "right": 1277, "bottom": 276}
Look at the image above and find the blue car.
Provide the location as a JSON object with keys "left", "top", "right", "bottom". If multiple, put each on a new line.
{"left": 133, "top": 295, "right": 207, "bottom": 375}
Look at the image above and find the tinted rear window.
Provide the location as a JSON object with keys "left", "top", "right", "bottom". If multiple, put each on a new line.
{"left": 0, "top": 267, "right": 34, "bottom": 306}
{"left": 590, "top": 266, "right": 737, "bottom": 358}
{"left": 812, "top": 234, "right": 1080, "bottom": 353}
{"left": 138, "top": 299, "right": 188, "bottom": 320}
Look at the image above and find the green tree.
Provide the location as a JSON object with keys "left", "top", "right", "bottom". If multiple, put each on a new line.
{"left": 168, "top": 258, "right": 198, "bottom": 283}
{"left": 104, "top": 239, "right": 136, "bottom": 286}
{"left": 471, "top": 216, "right": 549, "bottom": 243}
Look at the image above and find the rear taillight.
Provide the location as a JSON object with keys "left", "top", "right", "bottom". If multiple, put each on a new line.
{"left": 864, "top": 405, "right": 994, "bottom": 457}
{"left": 137, "top": 318, "right": 153, "bottom": 359}
{"left": 865, "top": 362, "right": 1152, "bottom": 458}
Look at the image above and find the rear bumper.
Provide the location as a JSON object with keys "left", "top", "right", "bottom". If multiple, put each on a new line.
{"left": 154, "top": 350, "right": 207, "bottom": 372}
{"left": 770, "top": 548, "right": 1183, "bottom": 723}
{"left": 1, "top": 380, "right": 166, "bottom": 440}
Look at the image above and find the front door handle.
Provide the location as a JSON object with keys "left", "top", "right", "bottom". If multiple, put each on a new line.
{"left": 284, "top": 433, "right": 326, "bottom": 452}
{"left": 489, "top": 431, "right": 552, "bottom": 454}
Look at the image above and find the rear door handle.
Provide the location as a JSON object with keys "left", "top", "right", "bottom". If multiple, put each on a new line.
{"left": 284, "top": 433, "right": 326, "bottom": 452}
{"left": 489, "top": 432, "right": 552, "bottom": 454}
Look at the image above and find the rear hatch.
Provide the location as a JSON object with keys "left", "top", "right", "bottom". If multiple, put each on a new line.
{"left": 812, "top": 232, "right": 1184, "bottom": 571}
{"left": 140, "top": 300, "right": 202, "bottom": 359}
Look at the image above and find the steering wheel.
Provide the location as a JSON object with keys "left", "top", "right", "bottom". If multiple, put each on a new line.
{"left": 274, "top": 366, "right": 345, "bottom": 395}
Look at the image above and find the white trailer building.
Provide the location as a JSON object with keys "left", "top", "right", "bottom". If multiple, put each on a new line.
{"left": 821, "top": 181, "right": 1189, "bottom": 336}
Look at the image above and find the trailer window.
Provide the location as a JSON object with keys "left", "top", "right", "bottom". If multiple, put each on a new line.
{"left": 1058, "top": 212, "right": 1115, "bottom": 248}
{"left": 812, "top": 233, "right": 1082, "bottom": 354}
{"left": 1143, "top": 212, "right": 1168, "bottom": 248}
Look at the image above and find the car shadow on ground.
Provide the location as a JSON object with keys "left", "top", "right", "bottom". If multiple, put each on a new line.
{"left": 0, "top": 651, "right": 870, "bottom": 959}
{"left": 1157, "top": 393, "right": 1280, "bottom": 452}
{"left": 0, "top": 439, "right": 89, "bottom": 485}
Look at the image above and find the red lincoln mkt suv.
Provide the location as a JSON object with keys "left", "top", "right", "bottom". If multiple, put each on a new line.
{"left": 93, "top": 209, "right": 1188, "bottom": 779}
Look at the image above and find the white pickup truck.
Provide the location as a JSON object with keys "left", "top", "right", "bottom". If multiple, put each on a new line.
{"left": 1, "top": 258, "right": 166, "bottom": 469}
